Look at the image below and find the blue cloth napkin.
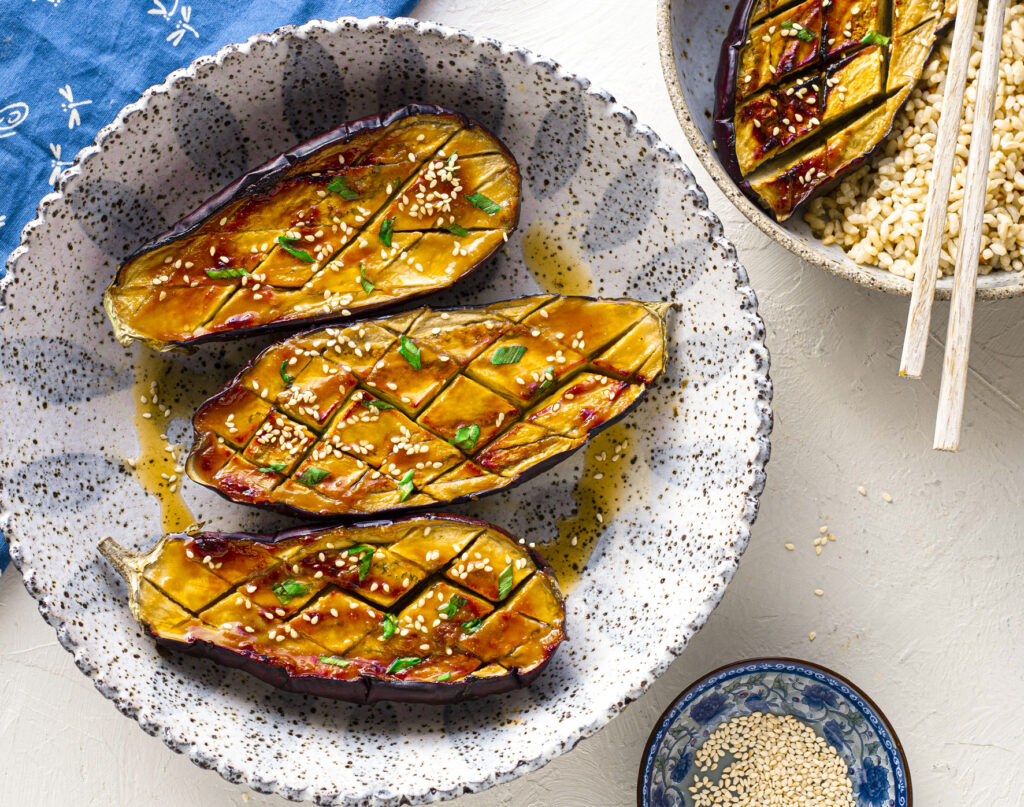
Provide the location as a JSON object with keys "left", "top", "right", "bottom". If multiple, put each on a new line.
{"left": 0, "top": 0, "right": 417, "bottom": 575}
{"left": 0, "top": 0, "right": 417, "bottom": 279}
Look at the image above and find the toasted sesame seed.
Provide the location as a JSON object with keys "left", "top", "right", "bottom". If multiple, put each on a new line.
{"left": 688, "top": 713, "right": 853, "bottom": 806}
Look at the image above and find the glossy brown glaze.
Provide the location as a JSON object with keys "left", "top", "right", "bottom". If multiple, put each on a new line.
{"left": 103, "top": 106, "right": 521, "bottom": 351}
{"left": 185, "top": 295, "right": 668, "bottom": 518}
{"left": 99, "top": 515, "right": 566, "bottom": 703}
{"left": 715, "top": 0, "right": 951, "bottom": 219}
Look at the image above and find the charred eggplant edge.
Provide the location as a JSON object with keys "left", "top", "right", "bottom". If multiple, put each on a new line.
{"left": 103, "top": 104, "right": 522, "bottom": 351}
{"left": 99, "top": 513, "right": 566, "bottom": 704}
{"left": 184, "top": 296, "right": 670, "bottom": 520}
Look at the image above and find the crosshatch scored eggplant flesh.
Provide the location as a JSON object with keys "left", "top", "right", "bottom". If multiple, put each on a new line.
{"left": 102, "top": 107, "right": 520, "bottom": 351}
{"left": 185, "top": 295, "right": 668, "bottom": 518}
{"left": 714, "top": 0, "right": 954, "bottom": 220}
{"left": 98, "top": 516, "right": 566, "bottom": 704}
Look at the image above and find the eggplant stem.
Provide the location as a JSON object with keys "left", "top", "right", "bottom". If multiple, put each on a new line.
{"left": 648, "top": 301, "right": 674, "bottom": 318}
{"left": 98, "top": 538, "right": 142, "bottom": 581}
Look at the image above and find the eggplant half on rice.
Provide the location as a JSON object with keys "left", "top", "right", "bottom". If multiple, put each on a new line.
{"left": 714, "top": 0, "right": 954, "bottom": 220}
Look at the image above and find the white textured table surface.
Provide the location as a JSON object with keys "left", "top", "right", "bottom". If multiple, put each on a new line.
{"left": 4, "top": 1, "right": 1024, "bottom": 805}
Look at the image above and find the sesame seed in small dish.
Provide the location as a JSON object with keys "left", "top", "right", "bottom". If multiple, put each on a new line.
{"left": 639, "top": 658, "right": 910, "bottom": 807}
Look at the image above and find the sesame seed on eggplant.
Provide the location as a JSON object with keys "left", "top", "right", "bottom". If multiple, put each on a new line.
{"left": 185, "top": 295, "right": 668, "bottom": 519}
{"left": 714, "top": 0, "right": 952, "bottom": 221}
{"left": 103, "top": 105, "right": 521, "bottom": 352}
{"left": 98, "top": 515, "right": 565, "bottom": 704}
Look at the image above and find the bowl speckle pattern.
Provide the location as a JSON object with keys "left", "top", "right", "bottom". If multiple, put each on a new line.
{"left": 2, "top": 16, "right": 772, "bottom": 806}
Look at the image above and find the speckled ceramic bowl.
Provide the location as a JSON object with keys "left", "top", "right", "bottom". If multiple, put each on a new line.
{"left": 2, "top": 16, "right": 771, "bottom": 806}
{"left": 657, "top": 0, "right": 1024, "bottom": 300}
{"left": 639, "top": 658, "right": 911, "bottom": 807}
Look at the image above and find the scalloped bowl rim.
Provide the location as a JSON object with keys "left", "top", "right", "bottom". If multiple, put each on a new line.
{"left": 4, "top": 14, "right": 773, "bottom": 806}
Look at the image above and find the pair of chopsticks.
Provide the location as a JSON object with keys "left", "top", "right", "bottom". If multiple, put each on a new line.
{"left": 900, "top": 0, "right": 1009, "bottom": 451}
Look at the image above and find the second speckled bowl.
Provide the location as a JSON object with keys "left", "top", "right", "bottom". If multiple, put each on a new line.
{"left": 657, "top": 0, "right": 1024, "bottom": 300}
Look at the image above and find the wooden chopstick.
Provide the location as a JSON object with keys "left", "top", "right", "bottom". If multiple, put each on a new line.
{"left": 934, "top": 0, "right": 1010, "bottom": 451}
{"left": 899, "top": 0, "right": 982, "bottom": 379}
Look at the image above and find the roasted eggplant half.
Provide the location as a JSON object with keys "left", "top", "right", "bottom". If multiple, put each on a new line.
{"left": 186, "top": 295, "right": 667, "bottom": 518}
{"left": 99, "top": 515, "right": 565, "bottom": 703}
{"left": 103, "top": 105, "right": 520, "bottom": 351}
{"left": 714, "top": 0, "right": 952, "bottom": 220}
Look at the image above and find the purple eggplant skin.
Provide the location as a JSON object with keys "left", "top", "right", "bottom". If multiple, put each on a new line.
{"left": 135, "top": 514, "right": 567, "bottom": 705}
{"left": 108, "top": 104, "right": 521, "bottom": 350}
{"left": 151, "top": 634, "right": 553, "bottom": 704}
{"left": 192, "top": 390, "right": 647, "bottom": 522}
{"left": 712, "top": 4, "right": 950, "bottom": 221}
{"left": 185, "top": 296, "right": 667, "bottom": 522}
{"left": 712, "top": 0, "right": 758, "bottom": 192}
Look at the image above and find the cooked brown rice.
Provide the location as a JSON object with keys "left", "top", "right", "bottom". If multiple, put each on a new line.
{"left": 804, "top": 2, "right": 1024, "bottom": 279}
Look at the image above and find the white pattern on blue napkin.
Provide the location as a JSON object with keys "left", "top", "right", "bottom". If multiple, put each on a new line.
{"left": 0, "top": 0, "right": 416, "bottom": 279}
{"left": 0, "top": 0, "right": 416, "bottom": 576}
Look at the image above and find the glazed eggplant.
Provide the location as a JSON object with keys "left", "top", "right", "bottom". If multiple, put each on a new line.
{"left": 714, "top": 0, "right": 952, "bottom": 220}
{"left": 186, "top": 295, "right": 667, "bottom": 518}
{"left": 99, "top": 515, "right": 565, "bottom": 703}
{"left": 103, "top": 106, "right": 520, "bottom": 351}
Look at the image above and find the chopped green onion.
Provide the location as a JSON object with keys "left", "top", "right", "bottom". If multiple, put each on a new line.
{"left": 327, "top": 176, "right": 359, "bottom": 200}
{"left": 297, "top": 467, "right": 328, "bottom": 487}
{"left": 461, "top": 617, "right": 484, "bottom": 634}
{"left": 445, "top": 223, "right": 470, "bottom": 237}
{"left": 318, "top": 655, "right": 351, "bottom": 668}
{"left": 438, "top": 594, "right": 467, "bottom": 618}
{"left": 397, "top": 469, "right": 416, "bottom": 502}
{"left": 861, "top": 29, "right": 891, "bottom": 46}
{"left": 399, "top": 335, "right": 422, "bottom": 370}
{"left": 280, "top": 360, "right": 295, "bottom": 386}
{"left": 491, "top": 345, "right": 526, "bottom": 365}
{"left": 466, "top": 192, "right": 502, "bottom": 214}
{"left": 366, "top": 399, "right": 395, "bottom": 411}
{"left": 272, "top": 578, "right": 310, "bottom": 605}
{"left": 382, "top": 613, "right": 397, "bottom": 639}
{"left": 379, "top": 216, "right": 395, "bottom": 248}
{"left": 497, "top": 563, "right": 514, "bottom": 600}
{"left": 359, "top": 262, "right": 375, "bottom": 294}
{"left": 436, "top": 672, "right": 452, "bottom": 682}
{"left": 452, "top": 424, "right": 481, "bottom": 452}
{"left": 256, "top": 462, "right": 286, "bottom": 473}
{"left": 780, "top": 21, "right": 816, "bottom": 42}
{"left": 345, "top": 544, "right": 374, "bottom": 581}
{"left": 386, "top": 656, "right": 422, "bottom": 674}
{"left": 276, "top": 235, "right": 315, "bottom": 263}
{"left": 204, "top": 267, "right": 249, "bottom": 279}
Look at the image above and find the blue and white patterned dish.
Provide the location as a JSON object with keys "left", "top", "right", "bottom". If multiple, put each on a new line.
{"left": 3, "top": 16, "right": 771, "bottom": 807}
{"left": 656, "top": 0, "right": 1024, "bottom": 300}
{"left": 639, "top": 659, "right": 910, "bottom": 807}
